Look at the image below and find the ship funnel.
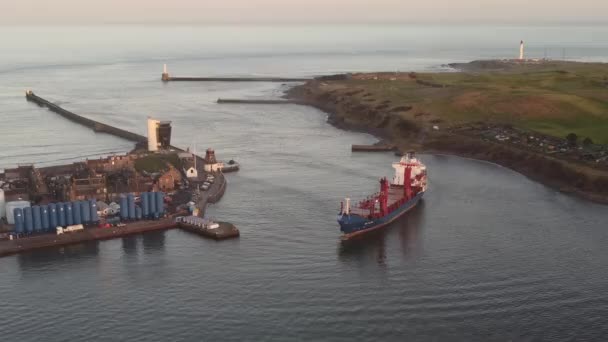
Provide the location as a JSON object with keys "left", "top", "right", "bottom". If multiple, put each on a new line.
{"left": 344, "top": 198, "right": 351, "bottom": 215}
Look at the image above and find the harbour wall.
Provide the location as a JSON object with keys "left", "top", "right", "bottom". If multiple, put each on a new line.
{"left": 217, "top": 98, "right": 303, "bottom": 105}
{"left": 0, "top": 218, "right": 178, "bottom": 257}
{"left": 352, "top": 144, "right": 397, "bottom": 152}
{"left": 164, "top": 76, "right": 310, "bottom": 82}
{"left": 25, "top": 91, "right": 147, "bottom": 143}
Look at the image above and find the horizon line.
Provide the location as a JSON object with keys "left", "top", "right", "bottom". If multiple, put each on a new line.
{"left": 2, "top": 21, "right": 608, "bottom": 27}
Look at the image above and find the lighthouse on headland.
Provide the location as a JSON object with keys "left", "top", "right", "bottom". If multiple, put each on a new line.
{"left": 519, "top": 40, "right": 525, "bottom": 60}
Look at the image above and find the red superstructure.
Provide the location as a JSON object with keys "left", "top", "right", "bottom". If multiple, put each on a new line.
{"left": 346, "top": 153, "right": 427, "bottom": 220}
{"left": 338, "top": 152, "right": 427, "bottom": 239}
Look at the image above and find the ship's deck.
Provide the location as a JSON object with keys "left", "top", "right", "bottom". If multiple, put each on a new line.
{"left": 350, "top": 187, "right": 405, "bottom": 217}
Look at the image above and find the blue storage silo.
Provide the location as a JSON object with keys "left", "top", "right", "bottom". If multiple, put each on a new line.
{"left": 90, "top": 200, "right": 99, "bottom": 223}
{"left": 156, "top": 192, "right": 164, "bottom": 215}
{"left": 48, "top": 203, "right": 58, "bottom": 229}
{"left": 58, "top": 203, "right": 67, "bottom": 227}
{"left": 127, "top": 194, "right": 136, "bottom": 220}
{"left": 120, "top": 195, "right": 129, "bottom": 220}
{"left": 32, "top": 205, "right": 42, "bottom": 233}
{"left": 24, "top": 207, "right": 34, "bottom": 234}
{"left": 81, "top": 200, "right": 91, "bottom": 224}
{"left": 65, "top": 202, "right": 74, "bottom": 226}
{"left": 41, "top": 205, "right": 50, "bottom": 232}
{"left": 149, "top": 192, "right": 157, "bottom": 214}
{"left": 142, "top": 192, "right": 150, "bottom": 218}
{"left": 73, "top": 201, "right": 82, "bottom": 225}
{"left": 135, "top": 206, "right": 142, "bottom": 220}
{"left": 14, "top": 208, "right": 24, "bottom": 234}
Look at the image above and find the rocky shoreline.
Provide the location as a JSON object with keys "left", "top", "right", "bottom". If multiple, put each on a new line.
{"left": 286, "top": 78, "right": 608, "bottom": 205}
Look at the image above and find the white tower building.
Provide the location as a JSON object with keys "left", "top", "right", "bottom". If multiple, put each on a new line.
{"left": 0, "top": 189, "right": 5, "bottom": 219}
{"left": 162, "top": 64, "right": 170, "bottom": 81}
{"left": 519, "top": 40, "right": 525, "bottom": 60}
{"left": 147, "top": 118, "right": 160, "bottom": 152}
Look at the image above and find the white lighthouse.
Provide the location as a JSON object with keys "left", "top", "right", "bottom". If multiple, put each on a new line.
{"left": 162, "top": 64, "right": 169, "bottom": 82}
{"left": 519, "top": 40, "right": 525, "bottom": 60}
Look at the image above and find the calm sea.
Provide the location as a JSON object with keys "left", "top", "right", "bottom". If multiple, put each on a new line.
{"left": 1, "top": 25, "right": 608, "bottom": 341}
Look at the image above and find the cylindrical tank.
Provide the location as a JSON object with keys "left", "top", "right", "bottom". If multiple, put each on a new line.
{"left": 120, "top": 195, "right": 129, "bottom": 220}
{"left": 58, "top": 202, "right": 67, "bottom": 227}
{"left": 142, "top": 192, "right": 150, "bottom": 218}
{"left": 14, "top": 208, "right": 24, "bottom": 234}
{"left": 0, "top": 189, "right": 5, "bottom": 219}
{"left": 90, "top": 200, "right": 99, "bottom": 223}
{"left": 32, "top": 205, "right": 42, "bottom": 233}
{"left": 135, "top": 206, "right": 142, "bottom": 220}
{"left": 127, "top": 194, "right": 136, "bottom": 220}
{"left": 73, "top": 201, "right": 82, "bottom": 225}
{"left": 24, "top": 207, "right": 34, "bottom": 234}
{"left": 149, "top": 192, "right": 157, "bottom": 214}
{"left": 81, "top": 200, "right": 91, "bottom": 223}
{"left": 65, "top": 202, "right": 74, "bottom": 226}
{"left": 156, "top": 192, "right": 164, "bottom": 215}
{"left": 41, "top": 205, "right": 50, "bottom": 232}
{"left": 48, "top": 203, "right": 58, "bottom": 229}
{"left": 6, "top": 200, "right": 31, "bottom": 225}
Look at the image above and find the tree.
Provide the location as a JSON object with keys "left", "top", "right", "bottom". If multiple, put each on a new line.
{"left": 583, "top": 137, "right": 594, "bottom": 147}
{"left": 566, "top": 133, "right": 578, "bottom": 147}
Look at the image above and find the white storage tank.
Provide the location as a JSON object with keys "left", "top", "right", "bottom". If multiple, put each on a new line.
{"left": 0, "top": 189, "right": 5, "bottom": 219}
{"left": 6, "top": 200, "right": 31, "bottom": 224}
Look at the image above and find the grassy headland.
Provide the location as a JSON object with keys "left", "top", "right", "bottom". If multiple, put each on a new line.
{"left": 286, "top": 60, "right": 608, "bottom": 203}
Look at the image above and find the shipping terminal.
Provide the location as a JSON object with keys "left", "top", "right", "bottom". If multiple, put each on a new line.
{"left": 338, "top": 152, "right": 428, "bottom": 240}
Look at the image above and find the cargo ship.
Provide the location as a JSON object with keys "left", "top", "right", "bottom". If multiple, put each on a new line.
{"left": 337, "top": 152, "right": 427, "bottom": 240}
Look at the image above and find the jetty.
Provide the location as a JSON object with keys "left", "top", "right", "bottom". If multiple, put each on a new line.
{"left": 179, "top": 221, "right": 239, "bottom": 240}
{"left": 25, "top": 90, "right": 146, "bottom": 143}
{"left": 352, "top": 144, "right": 397, "bottom": 152}
{"left": 161, "top": 64, "right": 309, "bottom": 83}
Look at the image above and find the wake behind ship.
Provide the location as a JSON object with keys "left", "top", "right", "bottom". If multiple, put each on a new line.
{"left": 338, "top": 152, "right": 428, "bottom": 240}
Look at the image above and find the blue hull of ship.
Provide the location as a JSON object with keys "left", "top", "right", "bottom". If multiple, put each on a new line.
{"left": 337, "top": 192, "right": 424, "bottom": 239}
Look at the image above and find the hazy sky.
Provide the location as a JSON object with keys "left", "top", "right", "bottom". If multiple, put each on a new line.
{"left": 2, "top": 0, "right": 607, "bottom": 25}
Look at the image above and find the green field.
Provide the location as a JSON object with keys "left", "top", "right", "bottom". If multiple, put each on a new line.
{"left": 339, "top": 62, "right": 608, "bottom": 144}
{"left": 134, "top": 153, "right": 182, "bottom": 173}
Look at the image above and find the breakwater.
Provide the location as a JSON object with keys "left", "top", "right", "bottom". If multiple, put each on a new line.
{"left": 163, "top": 76, "right": 310, "bottom": 82}
{"left": 352, "top": 144, "right": 397, "bottom": 152}
{"left": 25, "top": 91, "right": 146, "bottom": 143}
{"left": 217, "top": 98, "right": 302, "bottom": 105}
